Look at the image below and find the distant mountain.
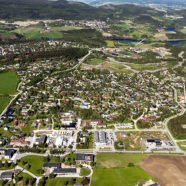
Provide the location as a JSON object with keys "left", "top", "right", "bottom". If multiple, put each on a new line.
{"left": 70, "top": 0, "right": 186, "bottom": 8}
{"left": 0, "top": 0, "right": 164, "bottom": 20}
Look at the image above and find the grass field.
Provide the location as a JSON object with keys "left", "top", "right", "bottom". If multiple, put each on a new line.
{"left": 0, "top": 71, "right": 19, "bottom": 95}
{"left": 127, "top": 63, "right": 166, "bottom": 71}
{"left": 106, "top": 40, "right": 115, "bottom": 48}
{"left": 0, "top": 96, "right": 11, "bottom": 113}
{"left": 14, "top": 23, "right": 83, "bottom": 40}
{"left": 91, "top": 167, "right": 152, "bottom": 186}
{"left": 14, "top": 23, "right": 63, "bottom": 40}
{"left": 91, "top": 153, "right": 152, "bottom": 186}
{"left": 96, "top": 153, "right": 147, "bottom": 168}
{"left": 25, "top": 31, "right": 63, "bottom": 40}
{"left": 86, "top": 58, "right": 105, "bottom": 65}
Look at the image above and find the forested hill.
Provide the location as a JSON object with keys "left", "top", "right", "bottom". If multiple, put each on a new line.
{"left": 0, "top": 0, "right": 163, "bottom": 20}
{"left": 0, "top": 0, "right": 104, "bottom": 20}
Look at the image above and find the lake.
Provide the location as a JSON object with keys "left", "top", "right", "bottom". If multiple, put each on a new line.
{"left": 112, "top": 38, "right": 186, "bottom": 45}
{"left": 166, "top": 27, "right": 176, "bottom": 32}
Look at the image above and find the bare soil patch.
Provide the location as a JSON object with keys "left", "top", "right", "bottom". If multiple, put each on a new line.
{"left": 140, "top": 155, "right": 186, "bottom": 186}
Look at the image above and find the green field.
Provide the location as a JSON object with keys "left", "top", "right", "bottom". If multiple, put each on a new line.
{"left": 96, "top": 153, "right": 147, "bottom": 168}
{"left": 91, "top": 153, "right": 152, "bottom": 186}
{"left": 14, "top": 24, "right": 63, "bottom": 40}
{"left": 106, "top": 40, "right": 115, "bottom": 48}
{"left": 25, "top": 31, "right": 63, "bottom": 40}
{"left": 13, "top": 23, "right": 83, "bottom": 40}
{"left": 86, "top": 58, "right": 105, "bottom": 65}
{"left": 0, "top": 96, "right": 11, "bottom": 113}
{"left": 0, "top": 71, "right": 19, "bottom": 95}
{"left": 91, "top": 167, "right": 152, "bottom": 186}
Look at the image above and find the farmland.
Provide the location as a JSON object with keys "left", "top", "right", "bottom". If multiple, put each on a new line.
{"left": 140, "top": 155, "right": 186, "bottom": 186}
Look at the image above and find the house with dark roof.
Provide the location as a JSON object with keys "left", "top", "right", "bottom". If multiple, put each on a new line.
{"left": 0, "top": 172, "right": 14, "bottom": 180}
{"left": 35, "top": 135, "right": 47, "bottom": 145}
{"left": 76, "top": 153, "right": 95, "bottom": 163}
{"left": 53, "top": 168, "right": 77, "bottom": 175}
{"left": 4, "top": 149, "right": 17, "bottom": 160}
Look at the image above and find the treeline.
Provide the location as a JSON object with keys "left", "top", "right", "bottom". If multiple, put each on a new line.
{"left": 0, "top": 47, "right": 88, "bottom": 65}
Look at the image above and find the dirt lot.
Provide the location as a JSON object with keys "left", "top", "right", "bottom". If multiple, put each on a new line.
{"left": 117, "top": 131, "right": 168, "bottom": 150}
{"left": 140, "top": 155, "right": 186, "bottom": 186}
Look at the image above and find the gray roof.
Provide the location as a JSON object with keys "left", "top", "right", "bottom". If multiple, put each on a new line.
{"left": 43, "top": 163, "right": 61, "bottom": 168}
{"left": 0, "top": 172, "right": 14, "bottom": 179}
{"left": 76, "top": 153, "right": 95, "bottom": 162}
{"left": 53, "top": 168, "right": 76, "bottom": 174}
{"left": 95, "top": 131, "right": 107, "bottom": 143}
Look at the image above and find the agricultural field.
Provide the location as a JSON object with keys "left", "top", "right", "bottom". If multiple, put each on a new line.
{"left": 110, "top": 22, "right": 154, "bottom": 39}
{"left": 14, "top": 23, "right": 63, "bottom": 40}
{"left": 91, "top": 153, "right": 153, "bottom": 186}
{"left": 116, "top": 131, "right": 168, "bottom": 150}
{"left": 140, "top": 155, "right": 186, "bottom": 186}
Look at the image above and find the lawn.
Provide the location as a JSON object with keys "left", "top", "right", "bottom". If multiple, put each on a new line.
{"left": 91, "top": 153, "right": 152, "bottom": 186}
{"left": 0, "top": 127, "right": 13, "bottom": 139}
{"left": 0, "top": 71, "right": 19, "bottom": 95}
{"left": 18, "top": 155, "right": 59, "bottom": 176}
{"left": 0, "top": 96, "right": 11, "bottom": 113}
{"left": 96, "top": 153, "right": 147, "bottom": 168}
{"left": 46, "top": 178, "right": 82, "bottom": 186}
{"left": 80, "top": 167, "right": 91, "bottom": 176}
